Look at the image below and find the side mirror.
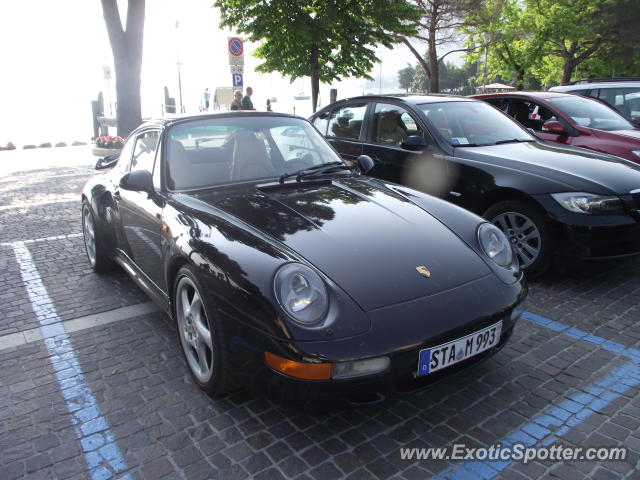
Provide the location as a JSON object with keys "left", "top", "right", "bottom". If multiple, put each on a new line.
{"left": 542, "top": 120, "right": 567, "bottom": 134}
{"left": 356, "top": 155, "right": 374, "bottom": 174}
{"left": 95, "top": 153, "right": 119, "bottom": 170}
{"left": 527, "top": 127, "right": 538, "bottom": 138}
{"left": 120, "top": 170, "right": 154, "bottom": 194}
{"left": 401, "top": 135, "right": 429, "bottom": 151}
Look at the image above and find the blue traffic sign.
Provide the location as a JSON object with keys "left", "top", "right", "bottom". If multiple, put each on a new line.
{"left": 232, "top": 73, "right": 243, "bottom": 87}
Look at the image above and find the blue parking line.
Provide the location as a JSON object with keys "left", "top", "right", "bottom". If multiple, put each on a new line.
{"left": 430, "top": 312, "right": 640, "bottom": 479}
{"left": 522, "top": 311, "right": 640, "bottom": 363}
{"left": 13, "top": 243, "right": 131, "bottom": 480}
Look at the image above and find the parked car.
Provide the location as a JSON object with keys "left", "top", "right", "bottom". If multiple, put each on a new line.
{"left": 549, "top": 79, "right": 640, "bottom": 127}
{"left": 82, "top": 112, "right": 526, "bottom": 401}
{"left": 472, "top": 91, "right": 640, "bottom": 163}
{"left": 309, "top": 95, "right": 640, "bottom": 275}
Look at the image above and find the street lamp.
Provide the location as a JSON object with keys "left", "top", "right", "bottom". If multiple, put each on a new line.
{"left": 175, "top": 21, "right": 184, "bottom": 113}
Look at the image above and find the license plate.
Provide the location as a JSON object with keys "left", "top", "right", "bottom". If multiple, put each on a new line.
{"left": 417, "top": 321, "right": 502, "bottom": 376}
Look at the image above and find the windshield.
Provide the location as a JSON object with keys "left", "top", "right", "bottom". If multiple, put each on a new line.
{"left": 165, "top": 116, "right": 343, "bottom": 190}
{"left": 417, "top": 101, "right": 534, "bottom": 146}
{"left": 547, "top": 95, "right": 633, "bottom": 131}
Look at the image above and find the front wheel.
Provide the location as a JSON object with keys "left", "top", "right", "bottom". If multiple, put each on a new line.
{"left": 484, "top": 200, "right": 551, "bottom": 277}
{"left": 82, "top": 201, "right": 114, "bottom": 273}
{"left": 174, "top": 265, "right": 234, "bottom": 396}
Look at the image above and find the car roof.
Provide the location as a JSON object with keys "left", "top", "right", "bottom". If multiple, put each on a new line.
{"left": 550, "top": 81, "right": 640, "bottom": 91}
{"left": 318, "top": 94, "right": 474, "bottom": 109}
{"left": 472, "top": 91, "right": 575, "bottom": 101}
{"left": 137, "top": 111, "right": 305, "bottom": 130}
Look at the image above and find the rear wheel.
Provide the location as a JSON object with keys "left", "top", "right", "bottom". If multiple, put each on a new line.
{"left": 174, "top": 265, "right": 234, "bottom": 396}
{"left": 82, "top": 201, "right": 114, "bottom": 273}
{"left": 484, "top": 200, "right": 551, "bottom": 277}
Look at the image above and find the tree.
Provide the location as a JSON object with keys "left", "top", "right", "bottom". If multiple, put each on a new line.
{"left": 398, "top": 64, "right": 415, "bottom": 92}
{"left": 534, "top": 0, "right": 640, "bottom": 84}
{"left": 214, "top": 0, "right": 420, "bottom": 112}
{"left": 464, "top": 0, "right": 546, "bottom": 90}
{"left": 101, "top": 0, "right": 145, "bottom": 138}
{"left": 399, "top": 0, "right": 482, "bottom": 93}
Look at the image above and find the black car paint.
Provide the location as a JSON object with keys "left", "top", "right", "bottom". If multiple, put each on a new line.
{"left": 310, "top": 96, "right": 640, "bottom": 260}
{"left": 83, "top": 113, "right": 526, "bottom": 398}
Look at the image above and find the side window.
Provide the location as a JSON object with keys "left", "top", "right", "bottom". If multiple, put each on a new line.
{"left": 130, "top": 131, "right": 160, "bottom": 173}
{"left": 326, "top": 104, "right": 367, "bottom": 140}
{"left": 485, "top": 98, "right": 508, "bottom": 113}
{"left": 373, "top": 103, "right": 420, "bottom": 146}
{"left": 312, "top": 111, "right": 330, "bottom": 136}
{"left": 117, "top": 136, "right": 136, "bottom": 174}
{"left": 510, "top": 100, "right": 555, "bottom": 131}
{"left": 623, "top": 88, "right": 640, "bottom": 117}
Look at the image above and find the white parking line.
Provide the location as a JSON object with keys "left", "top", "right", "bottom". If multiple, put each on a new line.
{"left": 0, "top": 171, "right": 93, "bottom": 183}
{"left": 0, "top": 302, "right": 159, "bottom": 352}
{"left": 1, "top": 232, "right": 82, "bottom": 247}
{"left": 0, "top": 197, "right": 78, "bottom": 211}
{"left": 12, "top": 241, "right": 130, "bottom": 478}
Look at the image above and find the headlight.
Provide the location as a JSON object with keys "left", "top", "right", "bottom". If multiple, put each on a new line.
{"left": 274, "top": 263, "right": 328, "bottom": 326}
{"left": 478, "top": 223, "right": 514, "bottom": 268}
{"left": 631, "top": 150, "right": 640, "bottom": 159}
{"left": 551, "top": 192, "right": 624, "bottom": 214}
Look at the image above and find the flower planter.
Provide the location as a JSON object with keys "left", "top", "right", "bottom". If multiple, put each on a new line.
{"left": 92, "top": 147, "right": 121, "bottom": 157}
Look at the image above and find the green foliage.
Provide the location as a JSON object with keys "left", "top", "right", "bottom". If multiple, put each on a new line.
{"left": 463, "top": 0, "right": 640, "bottom": 87}
{"left": 398, "top": 64, "right": 416, "bottom": 92}
{"left": 215, "top": 0, "right": 420, "bottom": 83}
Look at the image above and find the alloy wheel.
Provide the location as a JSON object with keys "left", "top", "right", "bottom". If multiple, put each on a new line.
{"left": 492, "top": 211, "right": 541, "bottom": 269}
{"left": 176, "top": 277, "right": 214, "bottom": 383}
{"left": 83, "top": 205, "right": 97, "bottom": 266}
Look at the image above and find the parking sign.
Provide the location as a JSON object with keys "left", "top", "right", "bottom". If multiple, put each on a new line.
{"left": 232, "top": 73, "right": 243, "bottom": 87}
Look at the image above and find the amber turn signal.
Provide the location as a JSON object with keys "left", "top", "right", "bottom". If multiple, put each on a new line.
{"left": 264, "top": 352, "right": 332, "bottom": 380}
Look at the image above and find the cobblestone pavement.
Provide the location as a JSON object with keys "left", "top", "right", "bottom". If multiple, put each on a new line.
{"left": 0, "top": 159, "right": 638, "bottom": 479}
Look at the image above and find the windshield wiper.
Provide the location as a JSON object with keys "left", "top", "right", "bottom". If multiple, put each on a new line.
{"left": 493, "top": 138, "right": 535, "bottom": 145}
{"left": 278, "top": 161, "right": 352, "bottom": 183}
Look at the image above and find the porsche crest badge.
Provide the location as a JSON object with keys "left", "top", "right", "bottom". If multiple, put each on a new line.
{"left": 416, "top": 266, "right": 431, "bottom": 278}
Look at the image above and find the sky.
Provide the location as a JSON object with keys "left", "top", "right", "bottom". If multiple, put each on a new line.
{"left": 0, "top": 0, "right": 429, "bottom": 148}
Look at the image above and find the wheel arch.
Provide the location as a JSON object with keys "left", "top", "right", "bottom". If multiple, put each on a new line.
{"left": 480, "top": 187, "right": 546, "bottom": 218}
{"left": 165, "top": 255, "right": 190, "bottom": 317}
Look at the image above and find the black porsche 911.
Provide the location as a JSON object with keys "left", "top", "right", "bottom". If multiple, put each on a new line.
{"left": 82, "top": 112, "right": 526, "bottom": 400}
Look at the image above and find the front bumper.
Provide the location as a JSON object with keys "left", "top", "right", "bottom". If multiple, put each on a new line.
{"left": 534, "top": 194, "right": 640, "bottom": 259}
{"left": 225, "top": 273, "right": 527, "bottom": 401}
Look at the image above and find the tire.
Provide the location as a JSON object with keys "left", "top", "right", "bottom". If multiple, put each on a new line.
{"left": 82, "top": 201, "right": 114, "bottom": 273}
{"left": 483, "top": 200, "right": 551, "bottom": 277}
{"left": 174, "top": 265, "right": 235, "bottom": 396}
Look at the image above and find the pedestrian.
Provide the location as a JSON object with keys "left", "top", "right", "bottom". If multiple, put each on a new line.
{"left": 230, "top": 90, "right": 243, "bottom": 110}
{"left": 203, "top": 88, "right": 210, "bottom": 111}
{"left": 241, "top": 86, "right": 254, "bottom": 110}
{"left": 266, "top": 99, "right": 272, "bottom": 112}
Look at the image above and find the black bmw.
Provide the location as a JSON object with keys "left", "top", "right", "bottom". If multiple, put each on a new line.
{"left": 82, "top": 112, "right": 526, "bottom": 400}
{"left": 310, "top": 95, "right": 640, "bottom": 276}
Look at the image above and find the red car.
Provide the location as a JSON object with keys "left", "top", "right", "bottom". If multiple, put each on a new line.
{"left": 472, "top": 91, "right": 640, "bottom": 163}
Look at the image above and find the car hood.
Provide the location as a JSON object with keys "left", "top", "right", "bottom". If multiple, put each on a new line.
{"left": 609, "top": 129, "right": 640, "bottom": 141}
{"left": 200, "top": 178, "right": 491, "bottom": 311}
{"left": 454, "top": 141, "right": 640, "bottom": 194}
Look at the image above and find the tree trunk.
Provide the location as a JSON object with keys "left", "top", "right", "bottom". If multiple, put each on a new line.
{"left": 101, "top": 0, "right": 145, "bottom": 138}
{"left": 515, "top": 71, "right": 524, "bottom": 90}
{"left": 427, "top": 19, "right": 439, "bottom": 93}
{"left": 561, "top": 60, "right": 575, "bottom": 84}
{"left": 310, "top": 45, "right": 320, "bottom": 113}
